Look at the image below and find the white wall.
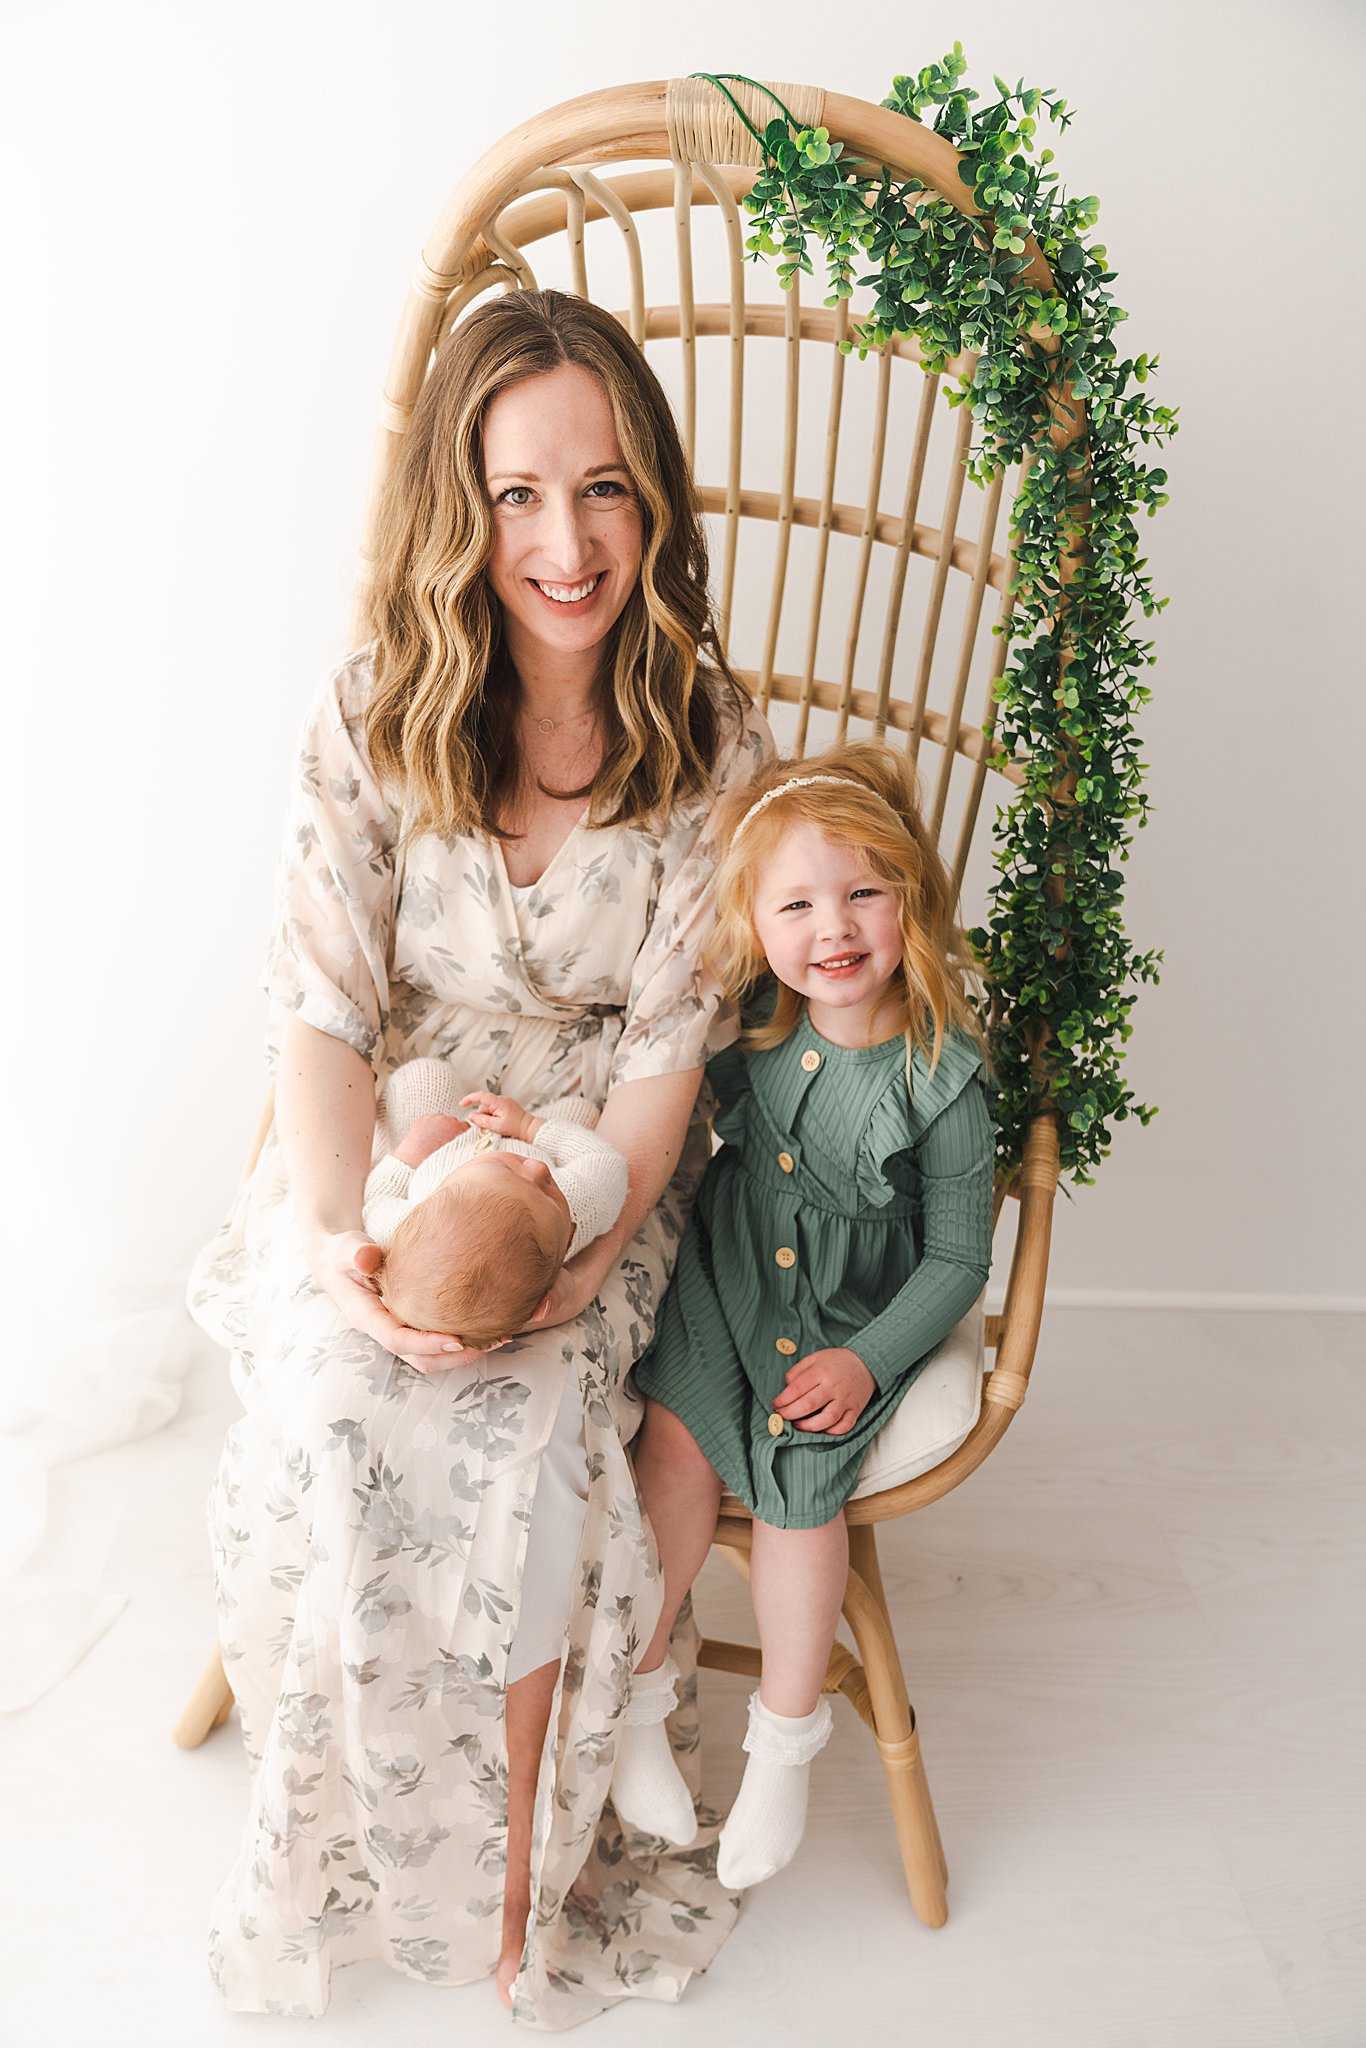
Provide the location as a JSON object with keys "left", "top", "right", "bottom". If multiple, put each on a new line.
{"left": 7, "top": 0, "right": 1364, "bottom": 1370}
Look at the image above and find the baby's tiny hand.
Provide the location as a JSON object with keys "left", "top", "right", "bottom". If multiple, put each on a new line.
{"left": 460, "top": 1092, "right": 535, "bottom": 1142}
{"left": 393, "top": 1112, "right": 470, "bottom": 1167}
{"left": 772, "top": 1347, "right": 876, "bottom": 1436}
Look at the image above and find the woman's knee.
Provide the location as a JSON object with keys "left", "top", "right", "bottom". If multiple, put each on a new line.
{"left": 270, "top": 1340, "right": 477, "bottom": 1483}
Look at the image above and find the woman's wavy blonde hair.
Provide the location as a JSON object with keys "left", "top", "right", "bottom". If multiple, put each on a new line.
{"left": 705, "top": 740, "right": 995, "bottom": 1083}
{"left": 360, "top": 288, "right": 747, "bottom": 838}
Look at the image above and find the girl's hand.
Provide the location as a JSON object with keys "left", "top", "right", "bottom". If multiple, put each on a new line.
{"left": 772, "top": 1347, "right": 877, "bottom": 1436}
{"left": 305, "top": 1228, "right": 491, "bottom": 1375}
{"left": 460, "top": 1092, "right": 537, "bottom": 1143}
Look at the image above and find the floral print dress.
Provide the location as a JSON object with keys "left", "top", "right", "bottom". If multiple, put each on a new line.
{"left": 187, "top": 649, "right": 773, "bottom": 2024}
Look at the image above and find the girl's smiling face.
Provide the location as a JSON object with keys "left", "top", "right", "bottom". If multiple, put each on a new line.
{"left": 752, "top": 823, "right": 905, "bottom": 1042}
{"left": 482, "top": 361, "right": 643, "bottom": 674}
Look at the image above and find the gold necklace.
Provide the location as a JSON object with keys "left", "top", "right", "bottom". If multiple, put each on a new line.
{"left": 521, "top": 703, "right": 597, "bottom": 736}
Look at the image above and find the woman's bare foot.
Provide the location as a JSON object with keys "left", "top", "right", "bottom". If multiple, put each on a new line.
{"left": 494, "top": 1924, "right": 524, "bottom": 2011}
{"left": 497, "top": 1656, "right": 558, "bottom": 2010}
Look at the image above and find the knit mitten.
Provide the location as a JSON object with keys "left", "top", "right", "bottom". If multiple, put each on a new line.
{"left": 609, "top": 1657, "right": 698, "bottom": 1846}
{"left": 540, "top": 1093, "right": 601, "bottom": 1129}
{"left": 715, "top": 1689, "right": 833, "bottom": 1889}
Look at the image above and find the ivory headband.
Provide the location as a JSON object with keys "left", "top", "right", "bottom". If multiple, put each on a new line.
{"left": 731, "top": 774, "right": 871, "bottom": 842}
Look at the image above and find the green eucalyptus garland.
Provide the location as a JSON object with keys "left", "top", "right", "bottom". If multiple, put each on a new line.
{"left": 693, "top": 51, "right": 1175, "bottom": 1191}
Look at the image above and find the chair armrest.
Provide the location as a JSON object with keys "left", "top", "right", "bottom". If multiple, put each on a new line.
{"left": 845, "top": 1109, "right": 1060, "bottom": 1525}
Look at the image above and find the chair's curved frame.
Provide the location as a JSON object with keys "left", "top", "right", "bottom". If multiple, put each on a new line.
{"left": 176, "top": 77, "right": 1076, "bottom": 1937}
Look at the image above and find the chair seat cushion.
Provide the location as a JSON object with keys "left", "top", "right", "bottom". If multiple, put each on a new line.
{"left": 850, "top": 1293, "right": 985, "bottom": 1499}
{"left": 716, "top": 1295, "right": 985, "bottom": 1513}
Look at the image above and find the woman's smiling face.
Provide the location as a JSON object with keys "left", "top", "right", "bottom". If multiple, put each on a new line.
{"left": 482, "top": 360, "right": 643, "bottom": 669}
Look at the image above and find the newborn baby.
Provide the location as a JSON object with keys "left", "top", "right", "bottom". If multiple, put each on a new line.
{"left": 363, "top": 1057, "right": 628, "bottom": 1349}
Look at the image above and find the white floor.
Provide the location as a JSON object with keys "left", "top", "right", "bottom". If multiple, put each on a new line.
{"left": 3, "top": 1307, "right": 1362, "bottom": 2048}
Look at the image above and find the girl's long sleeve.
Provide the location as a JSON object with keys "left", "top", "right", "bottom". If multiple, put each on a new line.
{"left": 850, "top": 1079, "right": 994, "bottom": 1392}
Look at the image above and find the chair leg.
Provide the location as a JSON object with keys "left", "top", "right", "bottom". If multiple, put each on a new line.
{"left": 841, "top": 1524, "right": 948, "bottom": 1927}
{"left": 173, "top": 1642, "right": 235, "bottom": 1749}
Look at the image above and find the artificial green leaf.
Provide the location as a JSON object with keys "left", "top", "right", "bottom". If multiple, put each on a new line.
{"left": 694, "top": 49, "right": 1170, "bottom": 1186}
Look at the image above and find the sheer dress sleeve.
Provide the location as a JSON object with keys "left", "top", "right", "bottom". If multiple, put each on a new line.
{"left": 850, "top": 1076, "right": 996, "bottom": 1392}
{"left": 261, "top": 655, "right": 402, "bottom": 1071}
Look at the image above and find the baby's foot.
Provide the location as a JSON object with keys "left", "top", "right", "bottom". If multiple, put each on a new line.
{"left": 393, "top": 1112, "right": 470, "bottom": 1167}
{"left": 715, "top": 1691, "right": 833, "bottom": 1889}
{"left": 610, "top": 1658, "right": 697, "bottom": 1846}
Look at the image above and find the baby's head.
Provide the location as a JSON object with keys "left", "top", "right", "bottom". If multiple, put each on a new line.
{"left": 376, "top": 1151, "right": 573, "bottom": 1347}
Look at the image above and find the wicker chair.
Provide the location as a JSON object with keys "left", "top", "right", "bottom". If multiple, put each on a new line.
{"left": 174, "top": 76, "right": 1066, "bottom": 1932}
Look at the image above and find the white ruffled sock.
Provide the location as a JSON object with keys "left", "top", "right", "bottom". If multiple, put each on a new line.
{"left": 610, "top": 1657, "right": 698, "bottom": 1846}
{"left": 716, "top": 1690, "right": 833, "bottom": 1889}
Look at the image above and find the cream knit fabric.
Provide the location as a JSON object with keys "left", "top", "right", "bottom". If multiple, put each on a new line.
{"left": 610, "top": 1658, "right": 698, "bottom": 1848}
{"left": 363, "top": 1057, "right": 625, "bottom": 1257}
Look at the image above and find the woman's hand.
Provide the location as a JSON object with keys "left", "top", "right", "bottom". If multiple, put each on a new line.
{"left": 305, "top": 1228, "right": 490, "bottom": 1374}
{"left": 772, "top": 1347, "right": 876, "bottom": 1436}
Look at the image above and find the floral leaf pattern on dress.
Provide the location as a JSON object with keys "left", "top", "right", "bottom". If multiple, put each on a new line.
{"left": 186, "top": 649, "right": 773, "bottom": 2023}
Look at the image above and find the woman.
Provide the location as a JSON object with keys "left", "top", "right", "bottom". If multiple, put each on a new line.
{"left": 188, "top": 287, "right": 773, "bottom": 2024}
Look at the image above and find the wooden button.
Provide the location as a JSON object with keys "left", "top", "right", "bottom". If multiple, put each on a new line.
{"left": 775, "top": 1337, "right": 797, "bottom": 1356}
{"left": 778, "top": 1150, "right": 795, "bottom": 1173}
{"left": 800, "top": 1048, "right": 821, "bottom": 1072}
{"left": 775, "top": 1246, "right": 796, "bottom": 1269}
{"left": 768, "top": 1413, "right": 785, "bottom": 1437}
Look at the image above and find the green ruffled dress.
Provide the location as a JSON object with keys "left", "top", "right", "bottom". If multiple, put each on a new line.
{"left": 634, "top": 991, "right": 997, "bottom": 1529}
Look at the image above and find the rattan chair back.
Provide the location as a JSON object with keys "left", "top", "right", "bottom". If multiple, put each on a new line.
{"left": 349, "top": 77, "right": 1063, "bottom": 1520}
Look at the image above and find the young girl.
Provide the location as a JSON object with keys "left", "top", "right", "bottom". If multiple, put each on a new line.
{"left": 612, "top": 740, "right": 997, "bottom": 1889}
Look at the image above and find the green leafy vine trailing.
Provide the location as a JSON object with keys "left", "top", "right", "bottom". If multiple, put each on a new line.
{"left": 692, "top": 51, "right": 1175, "bottom": 1190}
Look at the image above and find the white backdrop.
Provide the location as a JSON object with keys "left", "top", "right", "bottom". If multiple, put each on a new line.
{"left": 4, "top": 0, "right": 1363, "bottom": 1605}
